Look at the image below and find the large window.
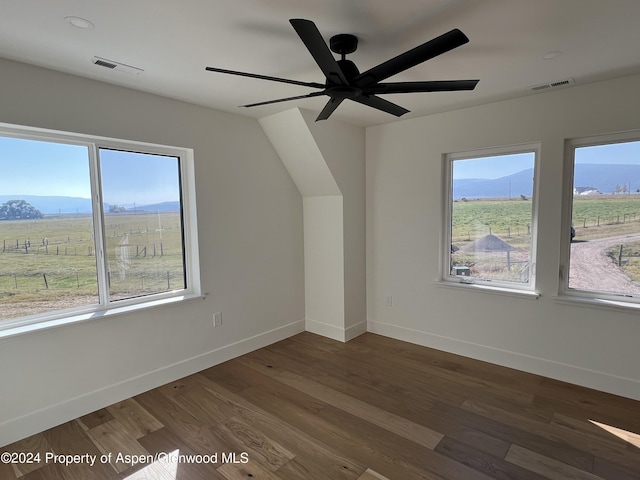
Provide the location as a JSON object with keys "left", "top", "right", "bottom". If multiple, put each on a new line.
{"left": 443, "top": 144, "right": 539, "bottom": 290}
{"left": 562, "top": 131, "right": 640, "bottom": 303}
{"left": 0, "top": 124, "right": 199, "bottom": 330}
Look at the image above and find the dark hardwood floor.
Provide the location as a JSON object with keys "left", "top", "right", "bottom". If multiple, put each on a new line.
{"left": 2, "top": 332, "right": 640, "bottom": 479}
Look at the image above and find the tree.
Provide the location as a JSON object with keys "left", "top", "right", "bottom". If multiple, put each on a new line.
{"left": 109, "top": 204, "right": 127, "bottom": 213}
{"left": 0, "top": 199, "right": 44, "bottom": 220}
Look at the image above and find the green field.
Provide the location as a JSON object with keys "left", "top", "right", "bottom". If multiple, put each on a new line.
{"left": 0, "top": 212, "right": 185, "bottom": 319}
{"left": 452, "top": 195, "right": 640, "bottom": 243}
{"left": 450, "top": 195, "right": 640, "bottom": 282}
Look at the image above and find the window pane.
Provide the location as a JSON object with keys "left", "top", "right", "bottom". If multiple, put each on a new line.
{"left": 99, "top": 148, "right": 186, "bottom": 301}
{"left": 0, "top": 137, "right": 99, "bottom": 320}
{"left": 449, "top": 152, "right": 535, "bottom": 284}
{"left": 568, "top": 139, "right": 640, "bottom": 296}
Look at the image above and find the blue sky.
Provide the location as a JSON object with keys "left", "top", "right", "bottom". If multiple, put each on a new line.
{"left": 0, "top": 136, "right": 180, "bottom": 205}
{"left": 454, "top": 140, "right": 640, "bottom": 179}
{"left": 453, "top": 152, "right": 534, "bottom": 179}
{"left": 575, "top": 139, "right": 640, "bottom": 165}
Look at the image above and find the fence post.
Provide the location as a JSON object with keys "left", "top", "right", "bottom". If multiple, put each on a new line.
{"left": 167, "top": 271, "right": 170, "bottom": 289}
{"left": 43, "top": 273, "right": 49, "bottom": 289}
{"left": 619, "top": 244, "right": 624, "bottom": 266}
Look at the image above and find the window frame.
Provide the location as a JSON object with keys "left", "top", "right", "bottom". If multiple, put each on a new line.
{"left": 0, "top": 122, "right": 201, "bottom": 334}
{"left": 441, "top": 143, "right": 541, "bottom": 293}
{"left": 560, "top": 129, "right": 640, "bottom": 306}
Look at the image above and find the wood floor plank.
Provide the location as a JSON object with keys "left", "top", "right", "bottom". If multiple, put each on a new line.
{"left": 5, "top": 332, "right": 640, "bottom": 480}
{"left": 592, "top": 456, "right": 640, "bottom": 480}
{"left": 314, "top": 404, "right": 495, "bottom": 480}
{"left": 217, "top": 460, "right": 284, "bottom": 480}
{"left": 272, "top": 369, "right": 444, "bottom": 449}
{"left": 550, "top": 414, "right": 640, "bottom": 473}
{"left": 213, "top": 416, "right": 295, "bottom": 472}
{"left": 505, "top": 444, "right": 603, "bottom": 480}
{"left": 257, "top": 341, "right": 454, "bottom": 418}
{"left": 136, "top": 427, "right": 226, "bottom": 480}
{"left": 86, "top": 419, "right": 150, "bottom": 473}
{"left": 42, "top": 420, "right": 115, "bottom": 480}
{"left": 204, "top": 362, "right": 329, "bottom": 416}
{"left": 0, "top": 456, "right": 18, "bottom": 480}
{"left": 134, "top": 388, "right": 236, "bottom": 458}
{"left": 76, "top": 409, "right": 114, "bottom": 430}
{"left": 201, "top": 378, "right": 366, "bottom": 479}
{"left": 2, "top": 433, "right": 51, "bottom": 477}
{"left": 21, "top": 463, "right": 67, "bottom": 480}
{"left": 435, "top": 436, "right": 549, "bottom": 480}
{"left": 168, "top": 382, "right": 239, "bottom": 426}
{"left": 105, "top": 398, "right": 163, "bottom": 439}
{"left": 357, "top": 468, "right": 391, "bottom": 480}
{"left": 431, "top": 400, "right": 595, "bottom": 471}
{"left": 348, "top": 333, "right": 544, "bottom": 396}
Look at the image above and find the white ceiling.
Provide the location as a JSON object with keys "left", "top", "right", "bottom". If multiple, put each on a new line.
{"left": 2, "top": 0, "right": 640, "bottom": 127}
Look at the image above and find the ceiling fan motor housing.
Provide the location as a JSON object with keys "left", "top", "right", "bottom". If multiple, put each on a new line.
{"left": 330, "top": 34, "right": 358, "bottom": 56}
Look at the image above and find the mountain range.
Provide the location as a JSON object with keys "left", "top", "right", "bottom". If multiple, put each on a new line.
{"left": 453, "top": 164, "right": 640, "bottom": 199}
{"left": 0, "top": 195, "right": 179, "bottom": 214}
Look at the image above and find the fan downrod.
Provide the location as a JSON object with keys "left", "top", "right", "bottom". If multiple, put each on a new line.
{"left": 330, "top": 34, "right": 358, "bottom": 57}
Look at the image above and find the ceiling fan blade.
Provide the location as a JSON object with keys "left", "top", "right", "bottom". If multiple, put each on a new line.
{"left": 316, "top": 97, "right": 344, "bottom": 121}
{"left": 351, "top": 95, "right": 409, "bottom": 117}
{"left": 355, "top": 29, "right": 470, "bottom": 87}
{"left": 367, "top": 79, "right": 479, "bottom": 94}
{"left": 289, "top": 19, "right": 349, "bottom": 86}
{"left": 206, "top": 66, "right": 325, "bottom": 89}
{"left": 242, "top": 91, "right": 326, "bottom": 108}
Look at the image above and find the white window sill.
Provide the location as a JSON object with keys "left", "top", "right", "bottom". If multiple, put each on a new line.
{"left": 435, "top": 280, "right": 540, "bottom": 300}
{"left": 554, "top": 294, "right": 640, "bottom": 313}
{"left": 0, "top": 293, "right": 206, "bottom": 340}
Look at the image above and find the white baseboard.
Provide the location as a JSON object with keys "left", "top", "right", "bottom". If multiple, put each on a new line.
{"left": 345, "top": 320, "right": 367, "bottom": 341}
{"left": 367, "top": 319, "right": 640, "bottom": 401}
{"left": 305, "top": 317, "right": 346, "bottom": 342}
{"left": 0, "top": 319, "right": 305, "bottom": 447}
{"left": 304, "top": 318, "right": 367, "bottom": 342}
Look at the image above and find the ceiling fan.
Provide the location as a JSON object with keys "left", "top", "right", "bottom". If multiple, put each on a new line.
{"left": 206, "top": 19, "right": 479, "bottom": 121}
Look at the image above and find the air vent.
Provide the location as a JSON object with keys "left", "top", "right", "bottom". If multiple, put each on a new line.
{"left": 91, "top": 56, "right": 143, "bottom": 75}
{"left": 530, "top": 77, "right": 574, "bottom": 91}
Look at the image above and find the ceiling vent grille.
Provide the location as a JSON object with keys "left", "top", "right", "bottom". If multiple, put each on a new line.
{"left": 91, "top": 56, "right": 143, "bottom": 75}
{"left": 530, "top": 77, "right": 574, "bottom": 91}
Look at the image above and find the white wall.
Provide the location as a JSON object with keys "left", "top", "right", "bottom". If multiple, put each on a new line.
{"left": 300, "top": 110, "right": 367, "bottom": 339}
{"left": 367, "top": 73, "right": 640, "bottom": 400}
{"left": 0, "top": 58, "right": 305, "bottom": 446}
{"left": 259, "top": 108, "right": 367, "bottom": 341}
{"left": 303, "top": 195, "right": 345, "bottom": 337}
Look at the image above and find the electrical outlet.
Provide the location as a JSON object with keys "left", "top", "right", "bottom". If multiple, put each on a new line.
{"left": 385, "top": 295, "right": 393, "bottom": 306}
{"left": 213, "top": 312, "right": 222, "bottom": 327}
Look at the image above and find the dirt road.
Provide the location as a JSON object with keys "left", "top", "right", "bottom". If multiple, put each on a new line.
{"left": 569, "top": 233, "right": 640, "bottom": 294}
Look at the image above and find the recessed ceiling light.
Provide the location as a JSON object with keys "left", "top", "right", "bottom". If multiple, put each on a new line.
{"left": 65, "top": 16, "right": 94, "bottom": 29}
{"left": 543, "top": 51, "right": 562, "bottom": 60}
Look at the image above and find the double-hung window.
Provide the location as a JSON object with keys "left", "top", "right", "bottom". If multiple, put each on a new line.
{"left": 442, "top": 144, "right": 539, "bottom": 292}
{"left": 0, "top": 123, "right": 200, "bottom": 331}
{"left": 561, "top": 131, "right": 640, "bottom": 305}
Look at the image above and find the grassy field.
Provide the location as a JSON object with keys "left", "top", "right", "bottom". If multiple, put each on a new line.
{"left": 0, "top": 212, "right": 184, "bottom": 319}
{"left": 452, "top": 194, "right": 640, "bottom": 243}
{"left": 450, "top": 194, "right": 640, "bottom": 282}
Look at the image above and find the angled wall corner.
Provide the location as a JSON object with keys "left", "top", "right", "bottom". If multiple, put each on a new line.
{"left": 259, "top": 108, "right": 366, "bottom": 342}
